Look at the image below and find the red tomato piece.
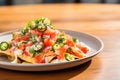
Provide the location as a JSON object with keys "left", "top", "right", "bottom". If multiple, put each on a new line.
{"left": 35, "top": 55, "right": 45, "bottom": 63}
{"left": 13, "top": 32, "right": 22, "bottom": 42}
{"left": 20, "top": 35, "right": 30, "bottom": 41}
{"left": 43, "top": 28, "right": 51, "bottom": 35}
{"left": 14, "top": 37, "right": 21, "bottom": 42}
{"left": 50, "top": 32, "right": 57, "bottom": 38}
{"left": 23, "top": 50, "right": 30, "bottom": 56}
{"left": 19, "top": 44, "right": 25, "bottom": 50}
{"left": 26, "top": 32, "right": 30, "bottom": 36}
{"left": 26, "top": 41, "right": 33, "bottom": 46}
{"left": 31, "top": 29, "right": 42, "bottom": 36}
{"left": 43, "top": 27, "right": 57, "bottom": 39}
{"left": 81, "top": 47, "right": 88, "bottom": 54}
{"left": 76, "top": 44, "right": 88, "bottom": 54}
{"left": 57, "top": 47, "right": 66, "bottom": 60}
{"left": 67, "top": 39, "right": 74, "bottom": 47}
{"left": 44, "top": 39, "right": 53, "bottom": 47}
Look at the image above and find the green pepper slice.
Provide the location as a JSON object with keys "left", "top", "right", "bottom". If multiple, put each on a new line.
{"left": 0, "top": 41, "right": 10, "bottom": 51}
{"left": 65, "top": 53, "right": 75, "bottom": 61}
{"left": 52, "top": 43, "right": 61, "bottom": 52}
{"left": 42, "top": 18, "right": 52, "bottom": 25}
{"left": 37, "top": 24, "right": 47, "bottom": 32}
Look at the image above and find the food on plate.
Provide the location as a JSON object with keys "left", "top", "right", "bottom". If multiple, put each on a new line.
{"left": 0, "top": 17, "right": 90, "bottom": 64}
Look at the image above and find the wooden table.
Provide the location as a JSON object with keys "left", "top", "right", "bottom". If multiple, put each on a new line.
{"left": 0, "top": 4, "right": 120, "bottom": 80}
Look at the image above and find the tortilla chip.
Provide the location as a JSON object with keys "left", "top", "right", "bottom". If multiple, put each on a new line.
{"left": 0, "top": 49, "right": 14, "bottom": 60}
{"left": 18, "top": 54, "right": 36, "bottom": 64}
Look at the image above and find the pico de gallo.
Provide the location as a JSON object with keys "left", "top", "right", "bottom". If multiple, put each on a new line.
{"left": 0, "top": 17, "right": 90, "bottom": 64}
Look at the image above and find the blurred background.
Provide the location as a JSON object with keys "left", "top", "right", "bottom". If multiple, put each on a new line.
{"left": 0, "top": 0, "right": 119, "bottom": 6}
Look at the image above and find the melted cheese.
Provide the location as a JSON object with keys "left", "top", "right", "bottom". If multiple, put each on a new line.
{"left": 11, "top": 49, "right": 23, "bottom": 63}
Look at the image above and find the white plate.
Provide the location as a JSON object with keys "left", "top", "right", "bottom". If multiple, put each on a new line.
{"left": 0, "top": 29, "right": 104, "bottom": 71}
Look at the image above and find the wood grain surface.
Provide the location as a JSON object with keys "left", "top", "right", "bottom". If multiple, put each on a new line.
{"left": 0, "top": 4, "right": 120, "bottom": 80}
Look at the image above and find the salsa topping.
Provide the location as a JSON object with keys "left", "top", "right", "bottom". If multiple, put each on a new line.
{"left": 0, "top": 17, "right": 90, "bottom": 64}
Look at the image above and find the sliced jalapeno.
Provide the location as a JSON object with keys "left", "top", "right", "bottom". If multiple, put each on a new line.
{"left": 65, "top": 53, "right": 75, "bottom": 61}
{"left": 37, "top": 24, "right": 47, "bottom": 32}
{"left": 56, "top": 37, "right": 67, "bottom": 47}
{"left": 0, "top": 41, "right": 10, "bottom": 51}
{"left": 42, "top": 18, "right": 52, "bottom": 25}
{"left": 26, "top": 21, "right": 36, "bottom": 29}
{"left": 49, "top": 25, "right": 55, "bottom": 30}
{"left": 72, "top": 38, "right": 78, "bottom": 43}
{"left": 52, "top": 43, "right": 61, "bottom": 52}
{"left": 20, "top": 29, "right": 28, "bottom": 35}
{"left": 26, "top": 19, "right": 40, "bottom": 30}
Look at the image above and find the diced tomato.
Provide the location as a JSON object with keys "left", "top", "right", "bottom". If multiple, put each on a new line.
{"left": 50, "top": 32, "right": 57, "bottom": 38}
{"left": 38, "top": 32, "right": 43, "bottom": 37}
{"left": 23, "top": 50, "right": 30, "bottom": 56}
{"left": 31, "top": 29, "right": 42, "bottom": 36}
{"left": 44, "top": 39, "right": 53, "bottom": 47}
{"left": 43, "top": 28, "right": 52, "bottom": 35}
{"left": 13, "top": 32, "right": 21, "bottom": 42}
{"left": 43, "top": 27, "right": 56, "bottom": 38}
{"left": 26, "top": 41, "right": 33, "bottom": 46}
{"left": 14, "top": 37, "right": 21, "bottom": 42}
{"left": 57, "top": 56, "right": 61, "bottom": 60}
{"left": 57, "top": 47, "right": 66, "bottom": 60}
{"left": 67, "top": 39, "right": 74, "bottom": 47}
{"left": 19, "top": 44, "right": 25, "bottom": 50}
{"left": 20, "top": 35, "right": 30, "bottom": 41}
{"left": 35, "top": 55, "right": 45, "bottom": 63}
{"left": 26, "top": 32, "right": 30, "bottom": 36}
{"left": 81, "top": 47, "right": 88, "bottom": 53}
{"left": 76, "top": 44, "right": 88, "bottom": 54}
